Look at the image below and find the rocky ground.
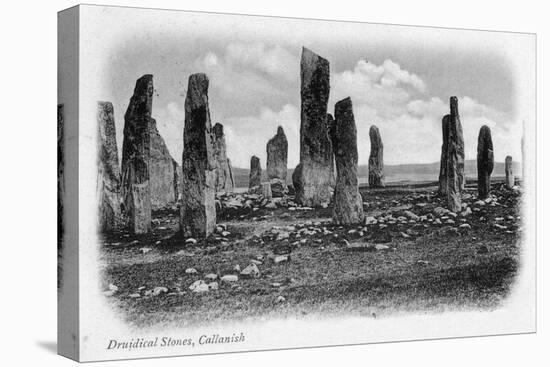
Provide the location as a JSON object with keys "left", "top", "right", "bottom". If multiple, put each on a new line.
{"left": 100, "top": 181, "right": 522, "bottom": 328}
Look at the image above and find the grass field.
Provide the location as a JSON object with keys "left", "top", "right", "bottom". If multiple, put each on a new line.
{"left": 100, "top": 183, "right": 521, "bottom": 328}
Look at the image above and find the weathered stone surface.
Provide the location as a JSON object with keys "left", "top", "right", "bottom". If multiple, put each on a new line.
{"left": 450, "top": 97, "right": 465, "bottom": 191}
{"left": 332, "top": 97, "right": 364, "bottom": 224}
{"left": 505, "top": 155, "right": 514, "bottom": 189}
{"left": 249, "top": 155, "right": 262, "bottom": 192}
{"left": 368, "top": 125, "right": 384, "bottom": 188}
{"left": 212, "top": 123, "right": 235, "bottom": 193}
{"left": 477, "top": 125, "right": 494, "bottom": 199}
{"left": 267, "top": 126, "right": 288, "bottom": 197}
{"left": 438, "top": 115, "right": 450, "bottom": 195}
{"left": 260, "top": 182, "right": 273, "bottom": 199}
{"left": 97, "top": 101, "right": 121, "bottom": 232}
{"left": 149, "top": 118, "right": 179, "bottom": 210}
{"left": 172, "top": 158, "right": 182, "bottom": 201}
{"left": 446, "top": 98, "right": 462, "bottom": 212}
{"left": 291, "top": 163, "right": 302, "bottom": 195}
{"left": 121, "top": 75, "right": 153, "bottom": 234}
{"left": 57, "top": 104, "right": 64, "bottom": 250}
{"left": 180, "top": 73, "right": 216, "bottom": 238}
{"left": 294, "top": 47, "right": 333, "bottom": 207}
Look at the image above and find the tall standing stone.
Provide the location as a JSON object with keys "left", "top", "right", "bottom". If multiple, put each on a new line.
{"left": 97, "top": 102, "right": 121, "bottom": 232}
{"left": 149, "top": 118, "right": 179, "bottom": 210}
{"left": 477, "top": 125, "right": 494, "bottom": 199}
{"left": 446, "top": 102, "right": 462, "bottom": 212}
{"left": 450, "top": 97, "right": 465, "bottom": 191}
{"left": 294, "top": 47, "right": 333, "bottom": 207}
{"left": 505, "top": 155, "right": 514, "bottom": 189}
{"left": 438, "top": 115, "right": 450, "bottom": 195}
{"left": 332, "top": 97, "right": 364, "bottom": 224}
{"left": 249, "top": 155, "right": 262, "bottom": 192}
{"left": 266, "top": 126, "right": 288, "bottom": 197}
{"left": 121, "top": 75, "right": 153, "bottom": 234}
{"left": 180, "top": 73, "right": 216, "bottom": 238}
{"left": 368, "top": 125, "right": 384, "bottom": 188}
{"left": 212, "top": 123, "right": 235, "bottom": 193}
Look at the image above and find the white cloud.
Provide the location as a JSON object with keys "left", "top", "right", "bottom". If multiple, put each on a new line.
{"left": 225, "top": 43, "right": 298, "bottom": 81}
{"left": 330, "top": 59, "right": 521, "bottom": 166}
{"left": 154, "top": 56, "right": 522, "bottom": 173}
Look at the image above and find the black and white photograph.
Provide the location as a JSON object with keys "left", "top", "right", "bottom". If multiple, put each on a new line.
{"left": 3, "top": 1, "right": 547, "bottom": 365}
{"left": 54, "top": 4, "right": 539, "bottom": 362}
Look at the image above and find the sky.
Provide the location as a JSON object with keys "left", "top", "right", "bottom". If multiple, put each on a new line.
{"left": 87, "top": 5, "right": 534, "bottom": 170}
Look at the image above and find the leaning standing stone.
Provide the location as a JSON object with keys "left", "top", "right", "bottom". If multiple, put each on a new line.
{"left": 438, "top": 115, "right": 450, "bottom": 195}
{"left": 180, "top": 73, "right": 216, "bottom": 238}
{"left": 332, "top": 97, "right": 364, "bottom": 224}
{"left": 97, "top": 101, "right": 121, "bottom": 232}
{"left": 477, "top": 125, "right": 494, "bottom": 199}
{"left": 368, "top": 125, "right": 384, "bottom": 188}
{"left": 249, "top": 155, "right": 262, "bottom": 193}
{"left": 505, "top": 155, "right": 514, "bottom": 189}
{"left": 294, "top": 47, "right": 333, "bottom": 207}
{"left": 266, "top": 126, "right": 288, "bottom": 197}
{"left": 121, "top": 75, "right": 153, "bottom": 234}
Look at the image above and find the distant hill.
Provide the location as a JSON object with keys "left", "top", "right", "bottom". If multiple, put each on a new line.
{"left": 231, "top": 159, "right": 522, "bottom": 188}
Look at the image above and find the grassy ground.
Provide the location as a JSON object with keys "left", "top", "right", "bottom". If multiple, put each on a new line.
{"left": 100, "top": 183, "right": 521, "bottom": 328}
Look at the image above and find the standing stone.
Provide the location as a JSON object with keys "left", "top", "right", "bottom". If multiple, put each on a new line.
{"left": 180, "top": 73, "right": 216, "bottom": 238}
{"left": 294, "top": 47, "right": 333, "bottom": 207}
{"left": 450, "top": 97, "right": 465, "bottom": 191}
{"left": 121, "top": 75, "right": 153, "bottom": 234}
{"left": 438, "top": 115, "right": 450, "bottom": 195}
{"left": 368, "top": 125, "right": 384, "bottom": 188}
{"left": 212, "top": 123, "right": 235, "bottom": 193}
{"left": 332, "top": 97, "right": 364, "bottom": 224}
{"left": 505, "top": 155, "right": 514, "bottom": 189}
{"left": 172, "top": 158, "right": 183, "bottom": 201}
{"left": 149, "top": 118, "right": 178, "bottom": 210}
{"left": 291, "top": 163, "right": 302, "bottom": 196}
{"left": 327, "top": 113, "right": 336, "bottom": 187}
{"left": 446, "top": 101, "right": 462, "bottom": 212}
{"left": 97, "top": 101, "right": 121, "bottom": 232}
{"left": 249, "top": 156, "right": 262, "bottom": 192}
{"left": 477, "top": 125, "right": 494, "bottom": 199}
{"left": 266, "top": 126, "right": 288, "bottom": 197}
